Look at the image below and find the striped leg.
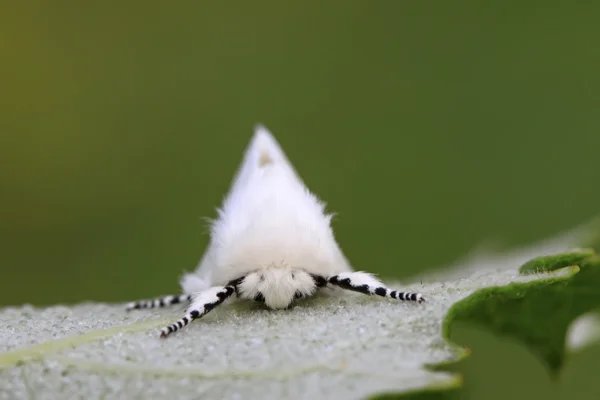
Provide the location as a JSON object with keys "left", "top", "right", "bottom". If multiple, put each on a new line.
{"left": 125, "top": 294, "right": 192, "bottom": 311}
{"left": 160, "top": 285, "right": 236, "bottom": 338}
{"left": 327, "top": 272, "right": 425, "bottom": 303}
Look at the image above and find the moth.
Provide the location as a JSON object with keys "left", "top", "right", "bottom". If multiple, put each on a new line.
{"left": 126, "top": 125, "right": 425, "bottom": 338}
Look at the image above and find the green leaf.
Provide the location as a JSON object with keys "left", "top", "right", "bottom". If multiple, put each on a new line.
{"left": 518, "top": 248, "right": 595, "bottom": 275}
{"left": 0, "top": 221, "right": 596, "bottom": 399}
{"left": 446, "top": 252, "right": 600, "bottom": 377}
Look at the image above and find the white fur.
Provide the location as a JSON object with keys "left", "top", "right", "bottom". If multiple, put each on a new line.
{"left": 334, "top": 271, "right": 384, "bottom": 290}
{"left": 237, "top": 269, "right": 318, "bottom": 309}
{"left": 180, "top": 125, "right": 353, "bottom": 309}
{"left": 180, "top": 274, "right": 210, "bottom": 294}
{"left": 187, "top": 286, "right": 231, "bottom": 316}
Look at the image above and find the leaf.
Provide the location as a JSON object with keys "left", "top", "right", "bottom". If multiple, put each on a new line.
{"left": 518, "top": 248, "right": 595, "bottom": 275}
{"left": 426, "top": 314, "right": 600, "bottom": 400}
{"left": 0, "top": 221, "right": 595, "bottom": 399}
{"left": 446, "top": 249, "right": 600, "bottom": 377}
{"left": 378, "top": 218, "right": 600, "bottom": 399}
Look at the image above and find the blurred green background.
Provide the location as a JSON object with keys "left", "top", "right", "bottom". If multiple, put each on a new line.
{"left": 1, "top": 1, "right": 599, "bottom": 307}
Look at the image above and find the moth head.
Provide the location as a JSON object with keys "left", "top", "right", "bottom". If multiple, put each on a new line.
{"left": 237, "top": 268, "right": 318, "bottom": 309}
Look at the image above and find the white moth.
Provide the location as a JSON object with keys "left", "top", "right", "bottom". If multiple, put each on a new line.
{"left": 126, "top": 125, "right": 425, "bottom": 338}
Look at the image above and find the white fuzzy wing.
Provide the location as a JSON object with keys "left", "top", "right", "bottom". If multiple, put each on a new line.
{"left": 227, "top": 124, "right": 300, "bottom": 203}
{"left": 180, "top": 124, "right": 353, "bottom": 292}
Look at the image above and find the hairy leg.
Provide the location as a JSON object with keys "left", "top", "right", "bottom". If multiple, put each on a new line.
{"left": 125, "top": 294, "right": 192, "bottom": 311}
{"left": 159, "top": 285, "right": 236, "bottom": 338}
{"left": 327, "top": 272, "right": 424, "bottom": 303}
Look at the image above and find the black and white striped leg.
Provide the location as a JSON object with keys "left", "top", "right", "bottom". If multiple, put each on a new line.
{"left": 125, "top": 294, "right": 193, "bottom": 311}
{"left": 160, "top": 285, "right": 236, "bottom": 338}
{"left": 327, "top": 272, "right": 425, "bottom": 303}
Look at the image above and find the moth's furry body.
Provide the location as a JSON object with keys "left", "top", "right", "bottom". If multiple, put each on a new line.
{"left": 181, "top": 131, "right": 350, "bottom": 309}
{"left": 126, "top": 125, "right": 425, "bottom": 337}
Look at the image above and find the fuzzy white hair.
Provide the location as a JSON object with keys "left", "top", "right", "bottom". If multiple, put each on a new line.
{"left": 180, "top": 125, "right": 352, "bottom": 307}
{"left": 126, "top": 125, "right": 424, "bottom": 338}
